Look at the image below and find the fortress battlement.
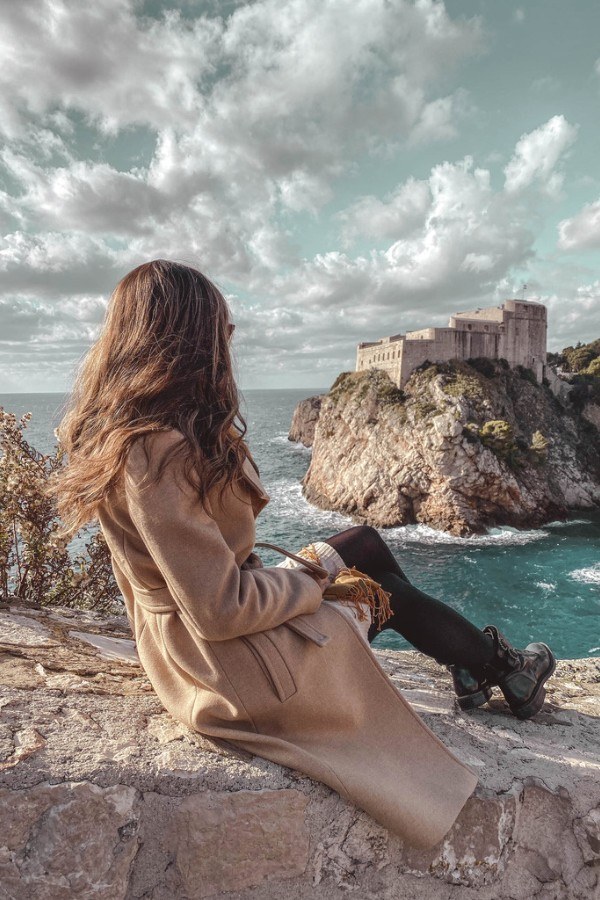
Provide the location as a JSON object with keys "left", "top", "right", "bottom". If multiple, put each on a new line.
{"left": 356, "top": 299, "right": 547, "bottom": 388}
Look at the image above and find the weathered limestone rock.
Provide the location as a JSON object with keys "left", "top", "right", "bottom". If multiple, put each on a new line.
{"left": 288, "top": 395, "right": 323, "bottom": 447}
{"left": 1, "top": 603, "right": 599, "bottom": 899}
{"left": 296, "top": 362, "right": 600, "bottom": 534}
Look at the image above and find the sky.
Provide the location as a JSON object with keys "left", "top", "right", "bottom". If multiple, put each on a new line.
{"left": 0, "top": 0, "right": 599, "bottom": 392}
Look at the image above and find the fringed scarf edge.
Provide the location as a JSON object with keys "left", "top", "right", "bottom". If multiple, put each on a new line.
{"left": 296, "top": 543, "right": 394, "bottom": 633}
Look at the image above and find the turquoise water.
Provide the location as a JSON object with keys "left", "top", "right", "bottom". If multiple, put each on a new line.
{"left": 2, "top": 390, "right": 599, "bottom": 659}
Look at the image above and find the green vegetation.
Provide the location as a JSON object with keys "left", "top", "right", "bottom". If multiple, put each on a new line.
{"left": 530, "top": 430, "right": 549, "bottom": 464}
{"left": 418, "top": 359, "right": 492, "bottom": 404}
{"left": 551, "top": 338, "right": 600, "bottom": 374}
{"left": 478, "top": 419, "right": 514, "bottom": 451}
{"left": 477, "top": 419, "right": 522, "bottom": 467}
{"left": 585, "top": 357, "right": 600, "bottom": 377}
{"left": 0, "top": 409, "right": 121, "bottom": 612}
{"left": 329, "top": 371, "right": 354, "bottom": 393}
{"left": 442, "top": 371, "right": 486, "bottom": 402}
{"left": 515, "top": 365, "right": 538, "bottom": 385}
{"left": 330, "top": 369, "right": 406, "bottom": 406}
{"left": 411, "top": 398, "right": 438, "bottom": 420}
{"left": 475, "top": 420, "right": 550, "bottom": 469}
{"left": 466, "top": 357, "right": 495, "bottom": 378}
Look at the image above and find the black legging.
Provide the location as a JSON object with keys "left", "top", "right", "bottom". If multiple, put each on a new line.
{"left": 323, "top": 525, "right": 494, "bottom": 675}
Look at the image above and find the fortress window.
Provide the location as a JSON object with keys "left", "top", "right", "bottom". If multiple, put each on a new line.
{"left": 467, "top": 324, "right": 472, "bottom": 331}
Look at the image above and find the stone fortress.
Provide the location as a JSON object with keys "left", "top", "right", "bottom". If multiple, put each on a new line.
{"left": 356, "top": 299, "right": 547, "bottom": 388}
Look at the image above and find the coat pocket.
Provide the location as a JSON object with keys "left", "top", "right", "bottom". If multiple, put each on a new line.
{"left": 284, "top": 615, "right": 331, "bottom": 646}
{"left": 239, "top": 631, "right": 297, "bottom": 702}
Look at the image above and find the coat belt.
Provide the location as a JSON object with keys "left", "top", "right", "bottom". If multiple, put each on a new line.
{"left": 132, "top": 590, "right": 331, "bottom": 647}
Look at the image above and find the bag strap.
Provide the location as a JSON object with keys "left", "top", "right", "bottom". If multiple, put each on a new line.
{"left": 254, "top": 541, "right": 329, "bottom": 578}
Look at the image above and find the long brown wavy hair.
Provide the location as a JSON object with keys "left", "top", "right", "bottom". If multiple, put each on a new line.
{"left": 46, "top": 259, "right": 255, "bottom": 541}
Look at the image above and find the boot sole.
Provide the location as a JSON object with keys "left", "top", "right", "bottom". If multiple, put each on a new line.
{"left": 507, "top": 645, "right": 557, "bottom": 720}
{"left": 456, "top": 684, "right": 493, "bottom": 710}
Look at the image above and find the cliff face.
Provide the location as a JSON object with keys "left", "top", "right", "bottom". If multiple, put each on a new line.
{"left": 289, "top": 395, "right": 322, "bottom": 446}
{"left": 294, "top": 360, "right": 600, "bottom": 535}
{"left": 1, "top": 602, "right": 599, "bottom": 899}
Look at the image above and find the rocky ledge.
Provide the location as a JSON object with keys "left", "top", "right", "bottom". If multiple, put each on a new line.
{"left": 1, "top": 602, "right": 599, "bottom": 899}
{"left": 290, "top": 361, "right": 600, "bottom": 535}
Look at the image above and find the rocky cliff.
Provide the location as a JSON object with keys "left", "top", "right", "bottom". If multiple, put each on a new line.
{"left": 1, "top": 602, "right": 599, "bottom": 899}
{"left": 289, "top": 395, "right": 323, "bottom": 446}
{"left": 291, "top": 360, "right": 600, "bottom": 535}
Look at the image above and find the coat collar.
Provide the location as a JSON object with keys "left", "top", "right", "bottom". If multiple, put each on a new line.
{"left": 240, "top": 453, "right": 270, "bottom": 501}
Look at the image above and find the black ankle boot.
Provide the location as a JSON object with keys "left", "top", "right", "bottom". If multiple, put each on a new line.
{"left": 481, "top": 625, "right": 556, "bottom": 720}
{"left": 447, "top": 664, "right": 493, "bottom": 710}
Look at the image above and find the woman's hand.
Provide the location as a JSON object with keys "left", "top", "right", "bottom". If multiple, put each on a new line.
{"left": 301, "top": 568, "right": 334, "bottom": 593}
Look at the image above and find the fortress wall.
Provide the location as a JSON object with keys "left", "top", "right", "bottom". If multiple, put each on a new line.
{"left": 356, "top": 343, "right": 403, "bottom": 371}
{"left": 356, "top": 332, "right": 405, "bottom": 373}
{"left": 356, "top": 300, "right": 547, "bottom": 386}
{"left": 399, "top": 330, "right": 459, "bottom": 385}
{"left": 451, "top": 318, "right": 503, "bottom": 334}
{"left": 453, "top": 329, "right": 503, "bottom": 361}
{"left": 405, "top": 327, "right": 437, "bottom": 340}
{"left": 452, "top": 305, "right": 505, "bottom": 322}
{"left": 500, "top": 302, "right": 547, "bottom": 379}
{"left": 399, "top": 339, "right": 437, "bottom": 386}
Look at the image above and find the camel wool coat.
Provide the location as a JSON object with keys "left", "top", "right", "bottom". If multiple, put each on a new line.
{"left": 97, "top": 428, "right": 479, "bottom": 850}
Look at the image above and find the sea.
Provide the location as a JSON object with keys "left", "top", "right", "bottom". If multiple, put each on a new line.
{"left": 2, "top": 390, "right": 599, "bottom": 660}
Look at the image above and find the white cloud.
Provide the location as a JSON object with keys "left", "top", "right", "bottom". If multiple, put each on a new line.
{"left": 0, "top": 0, "right": 485, "bottom": 306}
{"left": 0, "top": 154, "right": 163, "bottom": 235}
{"left": 504, "top": 115, "right": 578, "bottom": 196}
{"left": 0, "top": 0, "right": 483, "bottom": 154}
{"left": 0, "top": 2, "right": 221, "bottom": 137}
{"left": 558, "top": 199, "right": 600, "bottom": 251}
{"left": 0, "top": 231, "right": 123, "bottom": 297}
{"left": 336, "top": 178, "right": 431, "bottom": 245}
{"left": 408, "top": 89, "right": 473, "bottom": 146}
{"left": 258, "top": 116, "right": 586, "bottom": 355}
{"left": 269, "top": 154, "right": 536, "bottom": 336}
{"left": 542, "top": 281, "right": 600, "bottom": 349}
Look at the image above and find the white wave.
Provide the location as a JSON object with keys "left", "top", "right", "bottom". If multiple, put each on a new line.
{"left": 543, "top": 518, "right": 594, "bottom": 528}
{"left": 382, "top": 523, "right": 547, "bottom": 547}
{"left": 262, "top": 480, "right": 549, "bottom": 547}
{"left": 265, "top": 480, "right": 355, "bottom": 530}
{"left": 535, "top": 581, "right": 557, "bottom": 591}
{"left": 269, "top": 433, "right": 312, "bottom": 452}
{"left": 569, "top": 564, "right": 600, "bottom": 585}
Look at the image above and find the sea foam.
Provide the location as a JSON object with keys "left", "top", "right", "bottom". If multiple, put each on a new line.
{"left": 267, "top": 479, "right": 550, "bottom": 546}
{"left": 270, "top": 433, "right": 311, "bottom": 452}
{"left": 569, "top": 564, "right": 600, "bottom": 585}
{"left": 383, "top": 523, "right": 547, "bottom": 547}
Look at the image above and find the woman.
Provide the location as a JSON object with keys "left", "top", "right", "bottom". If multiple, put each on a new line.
{"left": 48, "top": 259, "right": 556, "bottom": 851}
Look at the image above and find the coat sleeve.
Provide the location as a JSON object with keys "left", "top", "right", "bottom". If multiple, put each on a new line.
{"left": 122, "top": 432, "right": 324, "bottom": 642}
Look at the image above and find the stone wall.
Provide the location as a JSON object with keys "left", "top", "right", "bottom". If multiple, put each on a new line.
{"left": 1, "top": 602, "right": 599, "bottom": 899}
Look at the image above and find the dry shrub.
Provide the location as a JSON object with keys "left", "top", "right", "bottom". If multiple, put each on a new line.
{"left": 0, "top": 408, "right": 121, "bottom": 614}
